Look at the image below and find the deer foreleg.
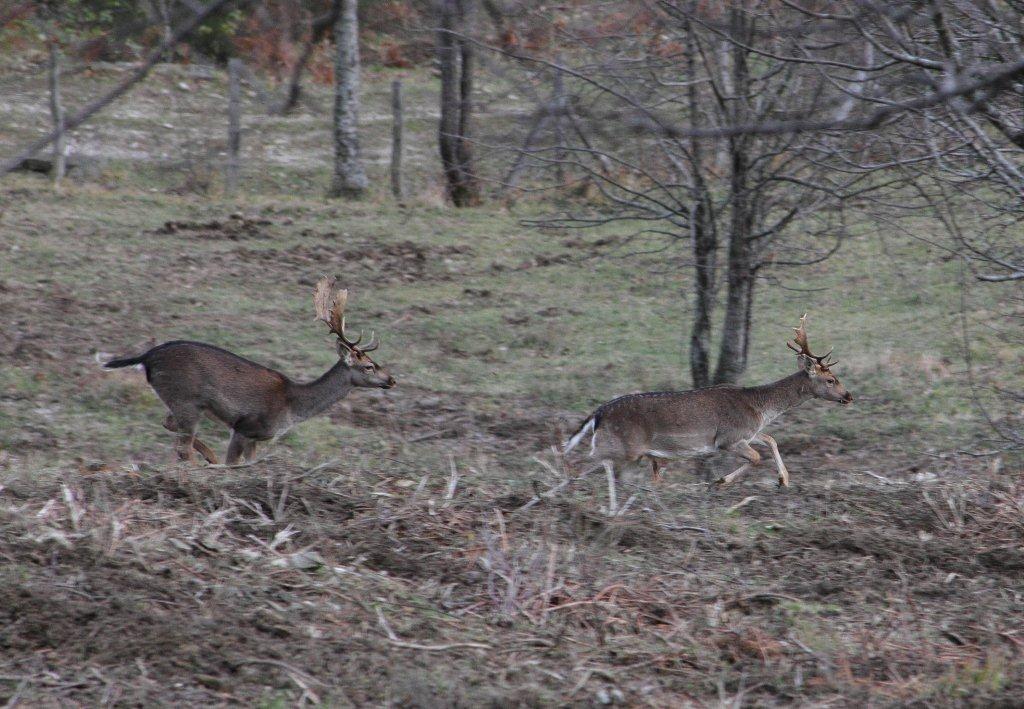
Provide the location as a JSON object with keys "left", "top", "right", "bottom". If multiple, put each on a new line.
{"left": 755, "top": 434, "right": 789, "bottom": 488}
{"left": 226, "top": 431, "right": 248, "bottom": 466}
{"left": 191, "top": 438, "right": 220, "bottom": 465}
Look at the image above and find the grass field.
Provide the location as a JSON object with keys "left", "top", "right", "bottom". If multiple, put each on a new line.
{"left": 1, "top": 58, "right": 1023, "bottom": 706}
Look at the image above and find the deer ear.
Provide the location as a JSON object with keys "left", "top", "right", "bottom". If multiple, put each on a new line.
{"left": 797, "top": 354, "right": 815, "bottom": 373}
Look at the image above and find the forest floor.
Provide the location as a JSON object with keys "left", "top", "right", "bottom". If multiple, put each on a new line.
{"left": 1, "top": 58, "right": 1023, "bottom": 706}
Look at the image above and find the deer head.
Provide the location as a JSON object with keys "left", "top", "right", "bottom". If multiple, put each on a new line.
{"left": 787, "top": 314, "right": 852, "bottom": 405}
{"left": 314, "top": 277, "right": 396, "bottom": 389}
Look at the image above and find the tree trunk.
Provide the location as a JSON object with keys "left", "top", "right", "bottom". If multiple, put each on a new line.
{"left": 328, "top": 0, "right": 367, "bottom": 198}
{"left": 684, "top": 19, "right": 716, "bottom": 388}
{"left": 226, "top": 58, "right": 241, "bottom": 195}
{"left": 390, "top": 79, "right": 404, "bottom": 199}
{"left": 713, "top": 13, "right": 756, "bottom": 385}
{"left": 713, "top": 142, "right": 756, "bottom": 384}
{"left": 689, "top": 200, "right": 716, "bottom": 387}
{"left": 436, "top": 0, "right": 480, "bottom": 206}
{"left": 47, "top": 37, "right": 65, "bottom": 185}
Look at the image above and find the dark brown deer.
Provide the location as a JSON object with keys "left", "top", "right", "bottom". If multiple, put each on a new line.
{"left": 104, "top": 278, "right": 395, "bottom": 465}
{"left": 563, "top": 315, "right": 851, "bottom": 509}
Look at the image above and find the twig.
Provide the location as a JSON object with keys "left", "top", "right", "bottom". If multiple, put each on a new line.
{"left": 300, "top": 458, "right": 341, "bottom": 479}
{"left": 407, "top": 430, "right": 449, "bottom": 442}
{"left": 494, "top": 508, "right": 509, "bottom": 553}
{"left": 3, "top": 677, "right": 29, "bottom": 708}
{"left": 235, "top": 658, "right": 322, "bottom": 703}
{"left": 725, "top": 496, "right": 759, "bottom": 514}
{"left": 855, "top": 470, "right": 899, "bottom": 484}
{"left": 515, "top": 465, "right": 597, "bottom": 513}
{"left": 787, "top": 634, "right": 836, "bottom": 669}
{"left": 614, "top": 492, "right": 639, "bottom": 517}
{"left": 375, "top": 608, "right": 490, "bottom": 651}
{"left": 445, "top": 455, "right": 459, "bottom": 500}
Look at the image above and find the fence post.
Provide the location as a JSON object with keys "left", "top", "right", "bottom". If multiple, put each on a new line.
{"left": 48, "top": 38, "right": 66, "bottom": 185}
{"left": 390, "top": 79, "right": 404, "bottom": 200}
{"left": 226, "top": 58, "right": 242, "bottom": 195}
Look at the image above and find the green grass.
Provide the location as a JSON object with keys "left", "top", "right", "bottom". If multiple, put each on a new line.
{"left": 0, "top": 179, "right": 1010, "bottom": 465}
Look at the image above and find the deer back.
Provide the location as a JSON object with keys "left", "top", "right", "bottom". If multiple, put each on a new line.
{"left": 143, "top": 341, "right": 291, "bottom": 425}
{"left": 595, "top": 387, "right": 766, "bottom": 451}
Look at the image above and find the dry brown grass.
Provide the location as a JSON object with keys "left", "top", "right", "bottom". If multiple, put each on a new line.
{"left": 1, "top": 450, "right": 1021, "bottom": 705}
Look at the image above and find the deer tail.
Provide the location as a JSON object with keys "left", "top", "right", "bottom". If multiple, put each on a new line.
{"left": 563, "top": 414, "right": 599, "bottom": 456}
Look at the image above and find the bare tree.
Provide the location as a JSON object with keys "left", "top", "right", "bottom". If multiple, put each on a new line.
{"left": 514, "top": 2, "right": 880, "bottom": 386}
{"left": 328, "top": 0, "right": 367, "bottom": 198}
{"left": 621, "top": 1, "right": 1024, "bottom": 440}
{"left": 436, "top": 0, "right": 480, "bottom": 206}
{"left": 827, "top": 1, "right": 1024, "bottom": 446}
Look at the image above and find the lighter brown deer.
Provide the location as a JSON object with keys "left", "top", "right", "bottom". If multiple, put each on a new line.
{"left": 104, "top": 278, "right": 395, "bottom": 465}
{"left": 563, "top": 315, "right": 851, "bottom": 508}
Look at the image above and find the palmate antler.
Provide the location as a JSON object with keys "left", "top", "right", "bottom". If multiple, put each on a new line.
{"left": 313, "top": 277, "right": 378, "bottom": 352}
{"left": 786, "top": 313, "right": 837, "bottom": 370}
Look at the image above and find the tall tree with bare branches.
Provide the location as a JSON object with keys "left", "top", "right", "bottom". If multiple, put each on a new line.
{"left": 518, "top": 1, "right": 880, "bottom": 386}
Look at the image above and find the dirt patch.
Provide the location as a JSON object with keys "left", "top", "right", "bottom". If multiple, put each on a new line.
{"left": 154, "top": 214, "right": 273, "bottom": 240}
{"left": 233, "top": 239, "right": 473, "bottom": 285}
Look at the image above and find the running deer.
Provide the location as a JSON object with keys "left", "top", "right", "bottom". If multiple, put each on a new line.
{"left": 563, "top": 315, "right": 852, "bottom": 506}
{"left": 103, "top": 278, "right": 395, "bottom": 465}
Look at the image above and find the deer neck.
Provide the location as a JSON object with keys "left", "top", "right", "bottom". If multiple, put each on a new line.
{"left": 745, "top": 372, "right": 812, "bottom": 424}
{"left": 287, "top": 360, "right": 354, "bottom": 421}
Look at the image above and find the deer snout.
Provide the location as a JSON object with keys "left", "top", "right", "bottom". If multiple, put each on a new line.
{"left": 383, "top": 375, "right": 397, "bottom": 389}
{"left": 841, "top": 391, "right": 853, "bottom": 404}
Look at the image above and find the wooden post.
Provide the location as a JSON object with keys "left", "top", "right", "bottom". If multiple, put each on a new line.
{"left": 390, "top": 79, "right": 404, "bottom": 200}
{"left": 48, "top": 37, "right": 66, "bottom": 184}
{"left": 226, "top": 58, "right": 241, "bottom": 195}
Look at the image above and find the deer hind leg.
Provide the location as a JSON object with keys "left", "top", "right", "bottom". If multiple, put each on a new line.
{"left": 227, "top": 431, "right": 259, "bottom": 466}
{"left": 163, "top": 408, "right": 203, "bottom": 463}
{"left": 714, "top": 442, "right": 761, "bottom": 487}
{"left": 755, "top": 434, "right": 790, "bottom": 488}
{"left": 242, "top": 439, "right": 259, "bottom": 462}
{"left": 650, "top": 457, "right": 663, "bottom": 483}
{"left": 602, "top": 460, "right": 619, "bottom": 516}
{"left": 162, "top": 414, "right": 218, "bottom": 464}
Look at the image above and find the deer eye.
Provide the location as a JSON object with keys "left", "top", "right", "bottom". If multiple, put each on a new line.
{"left": 826, "top": 378, "right": 835, "bottom": 385}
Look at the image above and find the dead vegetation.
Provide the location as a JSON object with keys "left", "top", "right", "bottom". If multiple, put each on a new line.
{"left": 1, "top": 454, "right": 1021, "bottom": 705}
